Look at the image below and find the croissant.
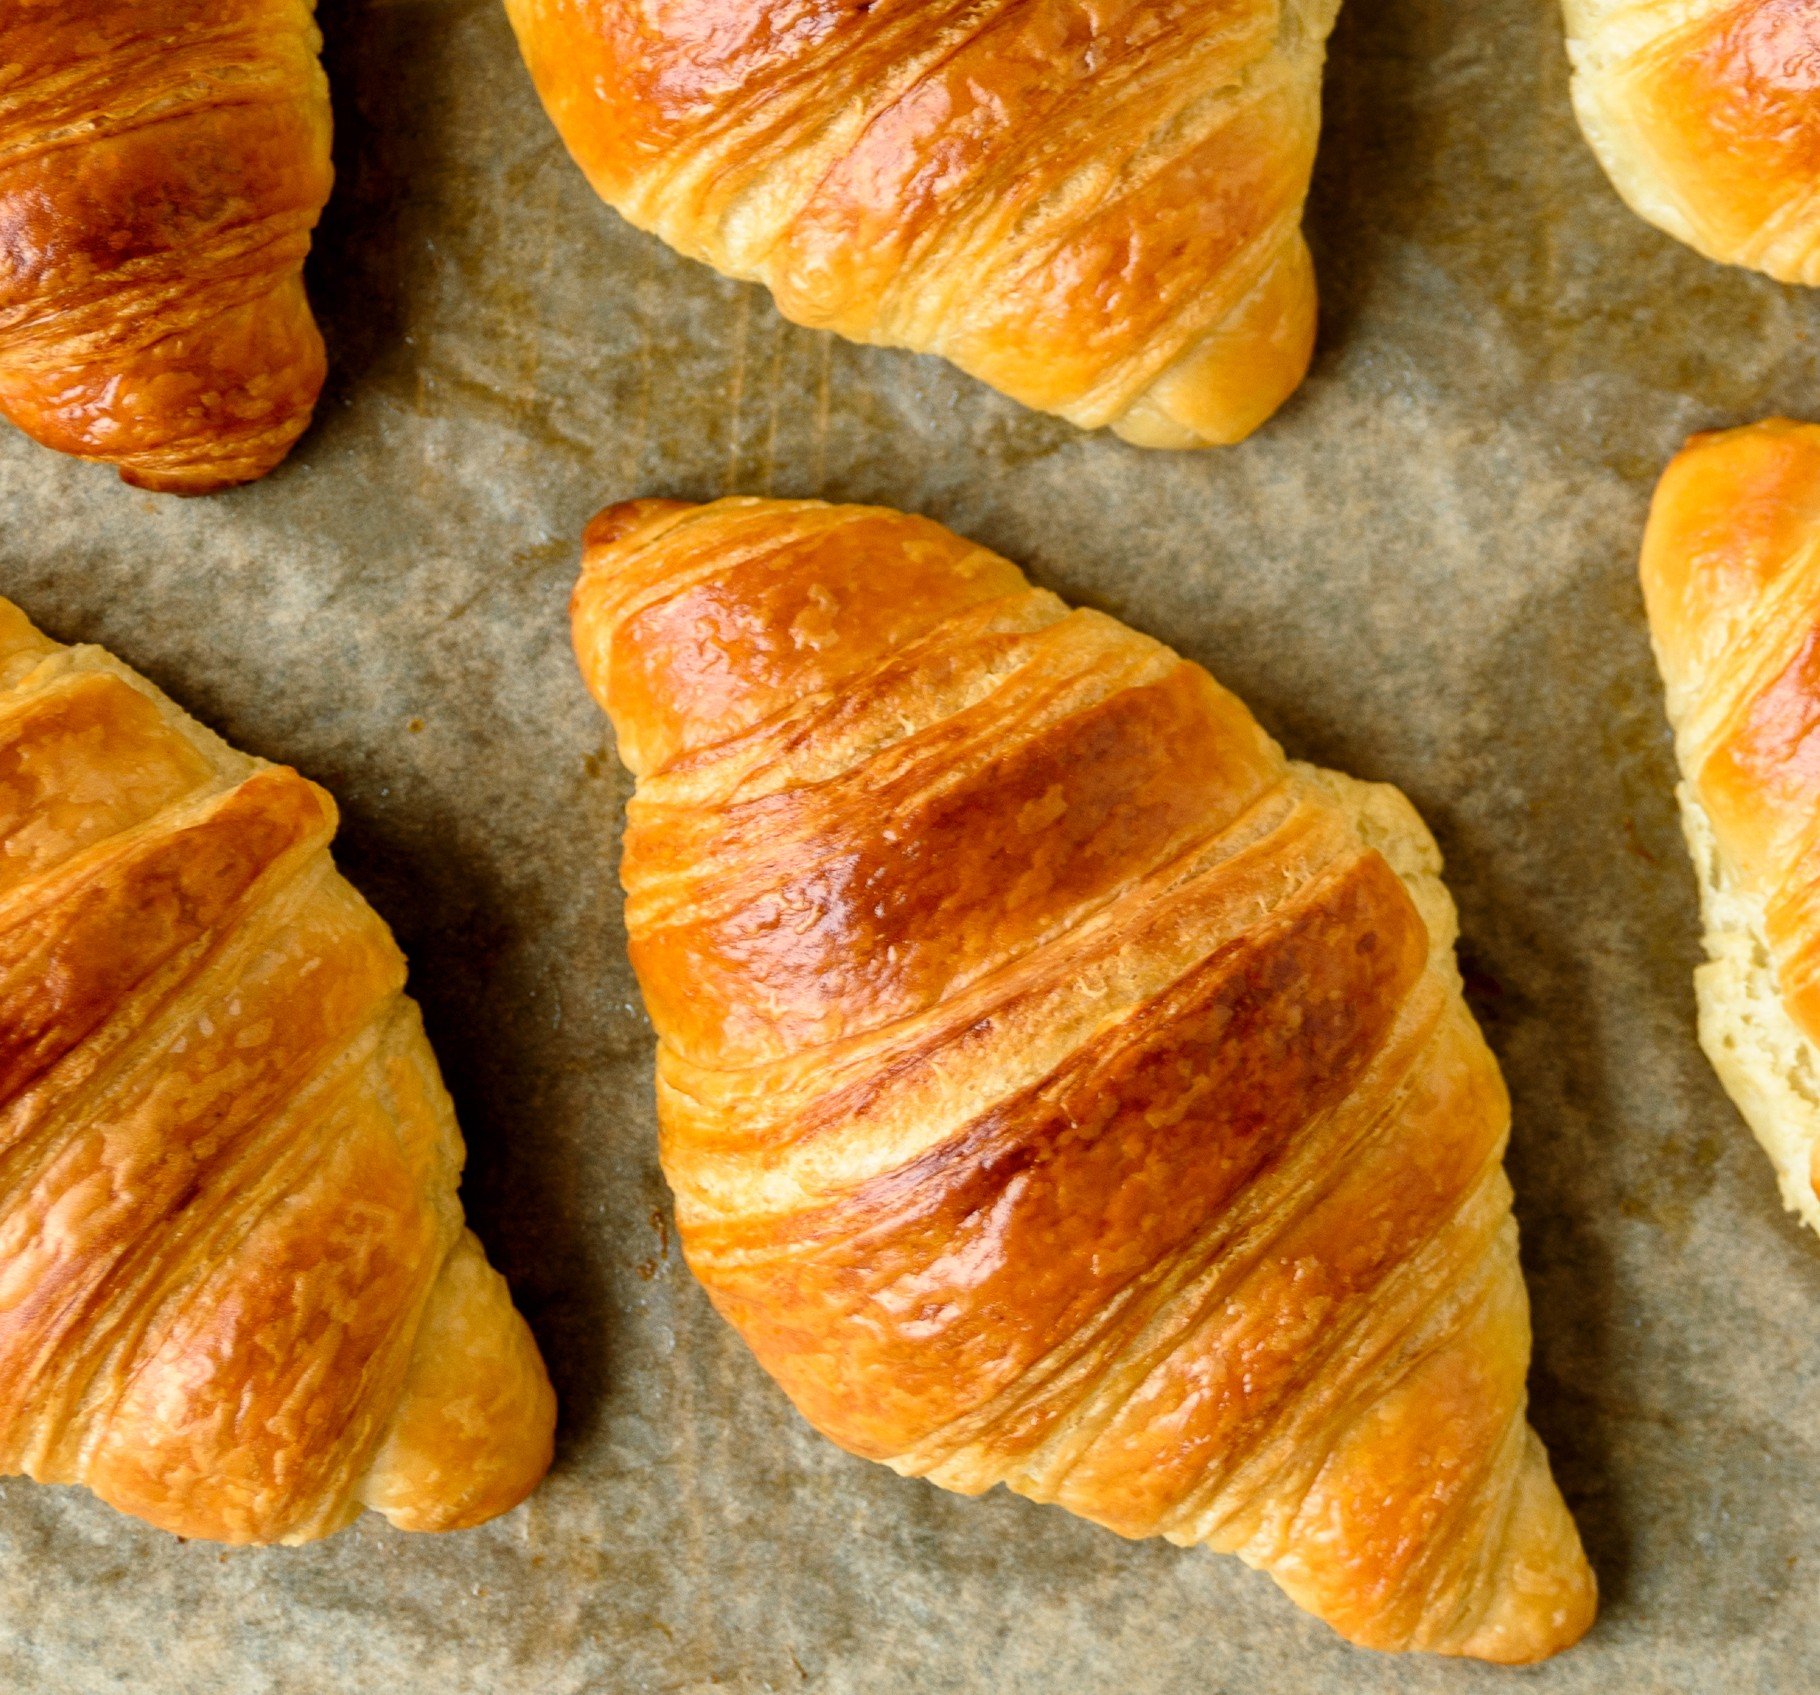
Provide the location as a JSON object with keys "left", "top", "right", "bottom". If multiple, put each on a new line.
{"left": 572, "top": 497, "right": 1597, "bottom": 1660}
{"left": 504, "top": 0, "right": 1340, "bottom": 448}
{"left": 1640, "top": 419, "right": 1820, "bottom": 1236}
{"left": 0, "top": 1, "right": 334, "bottom": 493}
{"left": 0, "top": 599, "right": 554, "bottom": 1543}
{"left": 1564, "top": 0, "right": 1820, "bottom": 283}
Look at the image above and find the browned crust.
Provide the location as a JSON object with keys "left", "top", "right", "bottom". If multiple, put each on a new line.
{"left": 0, "top": 0, "right": 333, "bottom": 492}
{"left": 506, "top": 0, "right": 1332, "bottom": 444}
{"left": 576, "top": 496, "right": 1596, "bottom": 1660}
{"left": 0, "top": 607, "right": 555, "bottom": 1544}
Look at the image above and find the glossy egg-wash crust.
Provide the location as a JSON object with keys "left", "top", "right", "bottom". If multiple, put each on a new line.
{"left": 0, "top": 0, "right": 334, "bottom": 492}
{"left": 574, "top": 497, "right": 1596, "bottom": 1661}
{"left": 0, "top": 601, "right": 554, "bottom": 1544}
{"left": 505, "top": 0, "right": 1340, "bottom": 447}
{"left": 1566, "top": 0, "right": 1820, "bottom": 282}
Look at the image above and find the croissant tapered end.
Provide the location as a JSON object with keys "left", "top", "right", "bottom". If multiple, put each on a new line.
{"left": 573, "top": 497, "right": 1594, "bottom": 1661}
{"left": 1641, "top": 420, "right": 1820, "bottom": 1238}
{"left": 1109, "top": 235, "right": 1318, "bottom": 449}
{"left": 1564, "top": 0, "right": 1820, "bottom": 283}
{"left": 1448, "top": 1435, "right": 1599, "bottom": 1664}
{"left": 360, "top": 1229, "right": 558, "bottom": 1534}
{"left": 0, "top": 600, "right": 554, "bottom": 1543}
{"left": 0, "top": 1, "right": 334, "bottom": 494}
{"left": 1268, "top": 1392, "right": 1595, "bottom": 1663}
{"left": 507, "top": 0, "right": 1338, "bottom": 445}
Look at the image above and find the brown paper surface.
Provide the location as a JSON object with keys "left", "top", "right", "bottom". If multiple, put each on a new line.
{"left": 2, "top": 0, "right": 1816, "bottom": 1688}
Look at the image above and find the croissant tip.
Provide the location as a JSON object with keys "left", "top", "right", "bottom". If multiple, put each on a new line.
{"left": 582, "top": 498, "right": 696, "bottom": 556}
{"left": 115, "top": 452, "right": 289, "bottom": 498}
{"left": 1460, "top": 1579, "right": 1599, "bottom": 1665}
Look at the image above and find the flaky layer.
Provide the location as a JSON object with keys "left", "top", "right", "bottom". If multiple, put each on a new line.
{"left": 1565, "top": 0, "right": 1820, "bottom": 283}
{"left": 0, "top": 0, "right": 334, "bottom": 492}
{"left": 1677, "top": 783, "right": 1820, "bottom": 1234}
{"left": 574, "top": 497, "right": 1595, "bottom": 1661}
{"left": 0, "top": 600, "right": 553, "bottom": 1544}
{"left": 506, "top": 0, "right": 1340, "bottom": 447}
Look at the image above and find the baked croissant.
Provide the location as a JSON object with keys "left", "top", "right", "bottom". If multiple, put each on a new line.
{"left": 1642, "top": 419, "right": 1820, "bottom": 1235}
{"left": 0, "top": 0, "right": 334, "bottom": 493}
{"left": 0, "top": 599, "right": 554, "bottom": 1543}
{"left": 1564, "top": 0, "right": 1820, "bottom": 283}
{"left": 504, "top": 0, "right": 1340, "bottom": 448}
{"left": 572, "top": 497, "right": 1597, "bottom": 1660}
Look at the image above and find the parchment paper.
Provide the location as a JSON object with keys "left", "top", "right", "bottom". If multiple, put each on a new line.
{"left": 2, "top": 0, "right": 1815, "bottom": 1688}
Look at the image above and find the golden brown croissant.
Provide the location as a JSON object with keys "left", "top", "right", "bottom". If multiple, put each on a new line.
{"left": 0, "top": 599, "right": 554, "bottom": 1543}
{"left": 1564, "top": 0, "right": 1820, "bottom": 283}
{"left": 0, "top": 1, "right": 334, "bottom": 493}
{"left": 504, "top": 0, "right": 1340, "bottom": 448}
{"left": 572, "top": 497, "right": 1596, "bottom": 1661}
{"left": 1642, "top": 419, "right": 1820, "bottom": 1234}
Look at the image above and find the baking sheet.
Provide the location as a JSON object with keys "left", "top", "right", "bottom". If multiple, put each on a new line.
{"left": 3, "top": 0, "right": 1817, "bottom": 1688}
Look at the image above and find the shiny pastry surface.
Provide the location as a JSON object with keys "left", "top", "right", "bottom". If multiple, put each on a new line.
{"left": 573, "top": 496, "right": 1596, "bottom": 1662}
{"left": 1566, "top": 0, "right": 1820, "bottom": 283}
{"left": 0, "top": 599, "right": 554, "bottom": 1543}
{"left": 0, "top": 0, "right": 334, "bottom": 492}
{"left": 505, "top": 0, "right": 1341, "bottom": 447}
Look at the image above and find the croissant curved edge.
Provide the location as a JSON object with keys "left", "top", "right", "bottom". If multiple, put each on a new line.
{"left": 1563, "top": 0, "right": 1820, "bottom": 284}
{"left": 1641, "top": 418, "right": 1820, "bottom": 1236}
{"left": 0, "top": 598, "right": 554, "bottom": 1543}
{"left": 570, "top": 495, "right": 1596, "bottom": 1661}
{"left": 0, "top": 1, "right": 335, "bottom": 494}
{"left": 503, "top": 0, "right": 1339, "bottom": 447}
